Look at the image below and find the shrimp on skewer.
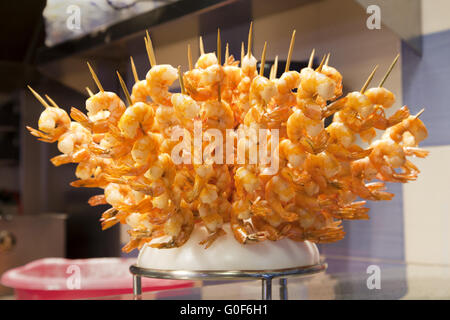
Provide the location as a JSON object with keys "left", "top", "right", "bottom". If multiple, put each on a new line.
{"left": 244, "top": 74, "right": 277, "bottom": 128}
{"left": 26, "top": 87, "right": 71, "bottom": 142}
{"left": 129, "top": 56, "right": 151, "bottom": 104}
{"left": 171, "top": 68, "right": 201, "bottom": 131}
{"left": 230, "top": 197, "right": 267, "bottom": 244}
{"left": 273, "top": 70, "right": 300, "bottom": 107}
{"left": 363, "top": 87, "right": 410, "bottom": 130}
{"left": 369, "top": 139, "right": 419, "bottom": 183}
{"left": 26, "top": 30, "right": 430, "bottom": 253}
{"left": 296, "top": 63, "right": 337, "bottom": 120}
{"left": 150, "top": 206, "right": 195, "bottom": 249}
{"left": 84, "top": 64, "right": 127, "bottom": 131}
{"left": 326, "top": 122, "right": 372, "bottom": 161}
{"left": 383, "top": 112, "right": 428, "bottom": 148}
{"left": 145, "top": 65, "right": 178, "bottom": 106}
{"left": 50, "top": 122, "right": 93, "bottom": 166}
{"left": 287, "top": 109, "right": 329, "bottom": 154}
{"left": 118, "top": 102, "right": 155, "bottom": 139}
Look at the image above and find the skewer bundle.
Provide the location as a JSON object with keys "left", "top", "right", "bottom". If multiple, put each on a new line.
{"left": 27, "top": 25, "right": 428, "bottom": 252}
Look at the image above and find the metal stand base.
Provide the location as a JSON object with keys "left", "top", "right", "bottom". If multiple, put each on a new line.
{"left": 130, "top": 263, "right": 326, "bottom": 300}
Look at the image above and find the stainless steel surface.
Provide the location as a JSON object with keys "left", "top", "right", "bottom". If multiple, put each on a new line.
{"left": 0, "top": 214, "right": 66, "bottom": 296}
{"left": 130, "top": 263, "right": 327, "bottom": 300}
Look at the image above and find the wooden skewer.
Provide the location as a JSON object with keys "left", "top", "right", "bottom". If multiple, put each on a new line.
{"left": 269, "top": 64, "right": 275, "bottom": 80}
{"left": 45, "top": 94, "right": 60, "bottom": 108}
{"left": 315, "top": 54, "right": 326, "bottom": 72}
{"left": 360, "top": 65, "right": 379, "bottom": 93}
{"left": 285, "top": 30, "right": 296, "bottom": 72}
{"left": 87, "top": 62, "right": 104, "bottom": 92}
{"left": 116, "top": 71, "right": 132, "bottom": 106}
{"left": 146, "top": 30, "right": 157, "bottom": 66}
{"left": 86, "top": 86, "right": 94, "bottom": 97}
{"left": 187, "top": 44, "right": 193, "bottom": 71}
{"left": 241, "top": 41, "right": 245, "bottom": 63}
{"left": 144, "top": 38, "right": 151, "bottom": 67}
{"left": 272, "top": 55, "right": 279, "bottom": 80}
{"left": 414, "top": 108, "right": 425, "bottom": 119}
{"left": 378, "top": 53, "right": 400, "bottom": 87}
{"left": 308, "top": 48, "right": 315, "bottom": 69}
{"left": 199, "top": 36, "right": 205, "bottom": 55}
{"left": 177, "top": 66, "right": 186, "bottom": 95}
{"left": 247, "top": 21, "right": 253, "bottom": 57}
{"left": 324, "top": 53, "right": 330, "bottom": 67}
{"left": 259, "top": 41, "right": 267, "bottom": 77}
{"left": 130, "top": 56, "right": 139, "bottom": 83}
{"left": 225, "top": 43, "right": 229, "bottom": 65}
{"left": 144, "top": 37, "right": 156, "bottom": 68}
{"left": 217, "top": 28, "right": 221, "bottom": 66}
{"left": 27, "top": 86, "right": 50, "bottom": 108}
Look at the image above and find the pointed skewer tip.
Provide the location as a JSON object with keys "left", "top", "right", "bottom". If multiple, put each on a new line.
{"left": 414, "top": 108, "right": 425, "bottom": 119}
{"left": 86, "top": 62, "right": 104, "bottom": 92}
{"left": 360, "top": 65, "right": 379, "bottom": 93}
{"left": 260, "top": 41, "right": 267, "bottom": 77}
{"left": 285, "top": 29, "right": 296, "bottom": 72}
{"left": 116, "top": 71, "right": 132, "bottom": 106}
{"left": 27, "top": 85, "right": 50, "bottom": 108}
{"left": 378, "top": 53, "right": 400, "bottom": 88}
{"left": 247, "top": 21, "right": 253, "bottom": 57}
{"left": 316, "top": 54, "right": 327, "bottom": 72}
{"left": 308, "top": 48, "right": 315, "bottom": 69}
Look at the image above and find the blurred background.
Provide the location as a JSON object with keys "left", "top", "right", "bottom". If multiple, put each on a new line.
{"left": 0, "top": 0, "right": 448, "bottom": 299}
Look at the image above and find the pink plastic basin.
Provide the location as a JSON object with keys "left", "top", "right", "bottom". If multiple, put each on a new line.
{"left": 0, "top": 258, "right": 194, "bottom": 300}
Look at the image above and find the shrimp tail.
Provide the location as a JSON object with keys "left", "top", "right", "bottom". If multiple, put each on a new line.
{"left": 70, "top": 177, "right": 108, "bottom": 188}
{"left": 404, "top": 147, "right": 429, "bottom": 158}
{"left": 26, "top": 126, "right": 58, "bottom": 143}
{"left": 70, "top": 107, "right": 93, "bottom": 130}
{"left": 185, "top": 175, "right": 205, "bottom": 203}
{"left": 199, "top": 227, "right": 226, "bottom": 248}
{"left": 50, "top": 154, "right": 73, "bottom": 166}
{"left": 88, "top": 194, "right": 107, "bottom": 206}
{"left": 387, "top": 106, "right": 410, "bottom": 127}
{"left": 322, "top": 97, "right": 347, "bottom": 118}
{"left": 305, "top": 221, "right": 346, "bottom": 243}
{"left": 330, "top": 201, "right": 370, "bottom": 220}
{"left": 100, "top": 208, "right": 120, "bottom": 230}
{"left": 122, "top": 239, "right": 142, "bottom": 253}
{"left": 328, "top": 144, "right": 372, "bottom": 161}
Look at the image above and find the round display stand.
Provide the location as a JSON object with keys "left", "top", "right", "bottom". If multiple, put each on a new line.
{"left": 130, "top": 225, "right": 326, "bottom": 300}
{"left": 130, "top": 262, "right": 327, "bottom": 300}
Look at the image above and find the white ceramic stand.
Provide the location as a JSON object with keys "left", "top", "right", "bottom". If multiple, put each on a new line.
{"left": 137, "top": 224, "right": 320, "bottom": 270}
{"left": 131, "top": 225, "right": 326, "bottom": 300}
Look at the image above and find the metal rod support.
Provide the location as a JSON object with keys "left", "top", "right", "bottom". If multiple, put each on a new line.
{"left": 262, "top": 278, "right": 272, "bottom": 300}
{"left": 133, "top": 275, "right": 142, "bottom": 300}
{"left": 279, "top": 278, "right": 288, "bottom": 300}
{"left": 130, "top": 263, "right": 326, "bottom": 300}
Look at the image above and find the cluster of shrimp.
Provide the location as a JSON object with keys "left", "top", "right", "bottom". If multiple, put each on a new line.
{"left": 27, "top": 26, "right": 428, "bottom": 253}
